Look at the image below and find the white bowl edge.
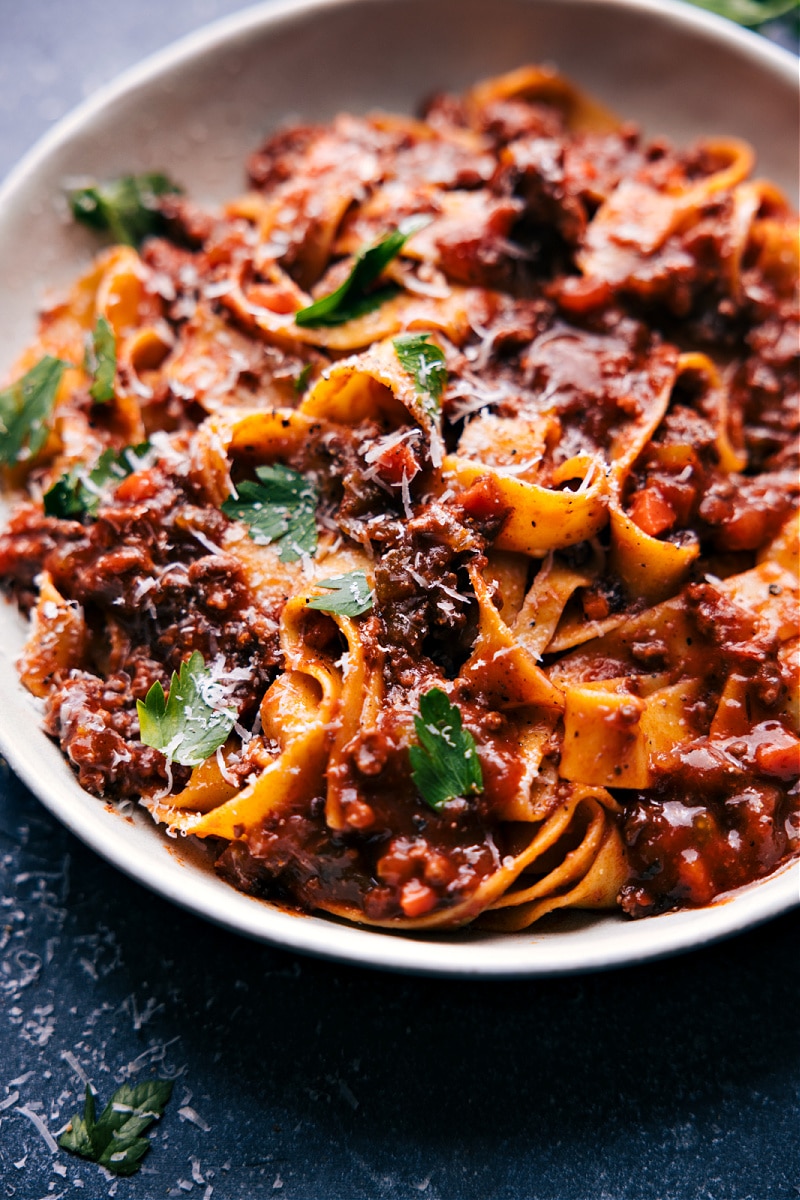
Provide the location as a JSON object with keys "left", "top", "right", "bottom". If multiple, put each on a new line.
{"left": 0, "top": 0, "right": 798, "bottom": 977}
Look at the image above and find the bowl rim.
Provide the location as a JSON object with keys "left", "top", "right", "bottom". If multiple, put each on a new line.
{"left": 0, "top": 0, "right": 798, "bottom": 978}
{"left": 1, "top": 0, "right": 798, "bottom": 203}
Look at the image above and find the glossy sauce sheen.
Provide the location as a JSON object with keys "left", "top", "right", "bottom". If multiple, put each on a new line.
{"left": 0, "top": 69, "right": 797, "bottom": 928}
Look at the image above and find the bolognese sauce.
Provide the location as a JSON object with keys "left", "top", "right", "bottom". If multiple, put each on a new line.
{"left": 0, "top": 65, "right": 797, "bottom": 931}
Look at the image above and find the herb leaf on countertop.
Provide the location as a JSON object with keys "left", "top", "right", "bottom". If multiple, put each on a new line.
{"left": 59, "top": 1079, "right": 173, "bottom": 1176}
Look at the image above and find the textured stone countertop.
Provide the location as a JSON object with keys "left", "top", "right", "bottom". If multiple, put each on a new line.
{"left": 1, "top": 5, "right": 798, "bottom": 1198}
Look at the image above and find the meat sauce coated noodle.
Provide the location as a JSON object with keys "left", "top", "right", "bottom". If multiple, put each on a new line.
{"left": 0, "top": 66, "right": 797, "bottom": 931}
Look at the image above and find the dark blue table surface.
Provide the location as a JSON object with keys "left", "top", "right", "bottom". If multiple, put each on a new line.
{"left": 1, "top": 5, "right": 799, "bottom": 1198}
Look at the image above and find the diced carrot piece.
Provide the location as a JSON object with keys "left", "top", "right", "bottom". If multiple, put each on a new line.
{"left": 629, "top": 487, "right": 676, "bottom": 537}
{"left": 756, "top": 733, "right": 800, "bottom": 780}
{"left": 115, "top": 470, "right": 159, "bottom": 502}
{"left": 400, "top": 878, "right": 438, "bottom": 918}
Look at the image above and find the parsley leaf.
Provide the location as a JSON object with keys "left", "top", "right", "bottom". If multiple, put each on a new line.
{"left": 307, "top": 571, "right": 373, "bottom": 617}
{"left": 59, "top": 1086, "right": 96, "bottom": 1158}
{"left": 59, "top": 1079, "right": 173, "bottom": 1177}
{"left": 294, "top": 363, "right": 313, "bottom": 395}
{"left": 409, "top": 688, "right": 484, "bottom": 812}
{"left": 295, "top": 216, "right": 430, "bottom": 327}
{"left": 221, "top": 464, "right": 319, "bottom": 562}
{"left": 43, "top": 442, "right": 151, "bottom": 520}
{"left": 85, "top": 315, "right": 117, "bottom": 403}
{"left": 683, "top": 0, "right": 798, "bottom": 25}
{"left": 393, "top": 333, "right": 447, "bottom": 421}
{"left": 137, "top": 650, "right": 237, "bottom": 768}
{"left": 69, "top": 172, "right": 182, "bottom": 247}
{"left": 0, "top": 356, "right": 66, "bottom": 467}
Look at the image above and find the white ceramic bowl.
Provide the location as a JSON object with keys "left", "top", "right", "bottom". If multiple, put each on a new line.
{"left": 1, "top": 0, "right": 797, "bottom": 976}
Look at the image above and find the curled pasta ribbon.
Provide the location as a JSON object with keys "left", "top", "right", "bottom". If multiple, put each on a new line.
{"left": 300, "top": 335, "right": 440, "bottom": 435}
{"left": 557, "top": 674, "right": 703, "bottom": 790}
{"left": 113, "top": 322, "right": 174, "bottom": 440}
{"left": 84, "top": 251, "right": 159, "bottom": 448}
{"left": 228, "top": 406, "right": 326, "bottom": 461}
{"left": 160, "top": 305, "right": 297, "bottom": 415}
{"left": 553, "top": 593, "right": 702, "bottom": 690}
{"left": 18, "top": 573, "right": 87, "bottom": 698}
{"left": 514, "top": 553, "right": 599, "bottom": 657}
{"left": 728, "top": 180, "right": 797, "bottom": 296}
{"left": 5, "top": 248, "right": 164, "bottom": 479}
{"left": 481, "top": 551, "right": 530, "bottom": 625}
{"left": 228, "top": 183, "right": 358, "bottom": 292}
{"left": 466, "top": 65, "right": 620, "bottom": 134}
{"left": 189, "top": 406, "right": 328, "bottom": 508}
{"left": 479, "top": 788, "right": 630, "bottom": 931}
{"left": 148, "top": 595, "right": 342, "bottom": 837}
{"left": 578, "top": 138, "right": 754, "bottom": 284}
{"left": 606, "top": 353, "right": 702, "bottom": 604}
{"left": 460, "top": 563, "right": 564, "bottom": 711}
{"left": 443, "top": 452, "right": 609, "bottom": 556}
{"left": 720, "top": 555, "right": 799, "bottom": 646}
{"left": 608, "top": 506, "right": 700, "bottom": 606}
{"left": 608, "top": 347, "right": 677, "bottom": 478}
{"left": 455, "top": 412, "right": 558, "bottom": 479}
{"left": 223, "top": 257, "right": 474, "bottom": 353}
{"left": 95, "top": 246, "right": 161, "bottom": 336}
{"left": 675, "top": 352, "right": 746, "bottom": 473}
{"left": 319, "top": 784, "right": 626, "bottom": 931}
{"left": 749, "top": 217, "right": 800, "bottom": 296}
{"left": 322, "top": 611, "right": 384, "bottom": 833}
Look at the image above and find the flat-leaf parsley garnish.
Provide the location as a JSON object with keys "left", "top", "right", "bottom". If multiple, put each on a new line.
{"left": 393, "top": 332, "right": 447, "bottom": 421}
{"left": 293, "top": 362, "right": 313, "bottom": 394}
{"left": 58, "top": 1078, "right": 173, "bottom": 1177}
{"left": 294, "top": 215, "right": 430, "bottom": 327}
{"left": 43, "top": 442, "right": 151, "bottom": 520}
{"left": 0, "top": 356, "right": 67, "bottom": 467}
{"left": 409, "top": 687, "right": 484, "bottom": 812}
{"left": 221, "top": 464, "right": 319, "bottom": 562}
{"left": 69, "top": 172, "right": 182, "bottom": 247}
{"left": 137, "top": 651, "right": 237, "bottom": 768}
{"left": 307, "top": 570, "right": 373, "bottom": 617}
{"left": 85, "top": 315, "right": 117, "bottom": 403}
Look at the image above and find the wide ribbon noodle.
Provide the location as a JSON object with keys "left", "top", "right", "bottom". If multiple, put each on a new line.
{"left": 1, "top": 65, "right": 798, "bottom": 930}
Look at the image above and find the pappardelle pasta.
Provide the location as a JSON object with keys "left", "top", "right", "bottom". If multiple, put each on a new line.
{"left": 1, "top": 66, "right": 798, "bottom": 931}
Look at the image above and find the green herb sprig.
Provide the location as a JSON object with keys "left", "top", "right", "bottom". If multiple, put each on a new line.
{"left": 69, "top": 172, "right": 182, "bottom": 247}
{"left": 294, "top": 363, "right": 313, "bottom": 395}
{"left": 85, "top": 315, "right": 117, "bottom": 403}
{"left": 43, "top": 442, "right": 151, "bottom": 520}
{"left": 307, "top": 570, "right": 373, "bottom": 617}
{"left": 137, "top": 651, "right": 237, "bottom": 768}
{"left": 59, "top": 1078, "right": 173, "bottom": 1177}
{"left": 393, "top": 332, "right": 447, "bottom": 422}
{"left": 295, "top": 216, "right": 430, "bottom": 328}
{"left": 409, "top": 687, "right": 484, "bottom": 812}
{"left": 0, "top": 356, "right": 67, "bottom": 467}
{"left": 221, "top": 464, "right": 319, "bottom": 563}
